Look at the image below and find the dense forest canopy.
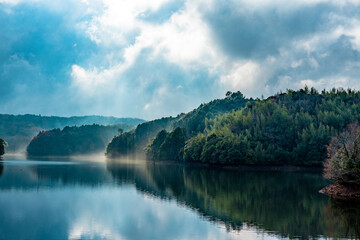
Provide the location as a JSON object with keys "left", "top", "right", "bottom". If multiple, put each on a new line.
{"left": 145, "top": 127, "right": 187, "bottom": 161}
{"left": 108, "top": 87, "right": 360, "bottom": 166}
{"left": 183, "top": 88, "right": 360, "bottom": 165}
{"left": 0, "top": 114, "right": 144, "bottom": 153}
{"left": 106, "top": 92, "right": 249, "bottom": 158}
{"left": 27, "top": 124, "right": 126, "bottom": 156}
{"left": 106, "top": 117, "right": 176, "bottom": 157}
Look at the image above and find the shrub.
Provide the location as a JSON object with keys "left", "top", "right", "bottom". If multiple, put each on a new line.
{"left": 324, "top": 123, "right": 360, "bottom": 184}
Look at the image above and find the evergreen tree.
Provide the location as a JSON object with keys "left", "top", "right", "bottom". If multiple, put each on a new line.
{"left": 0, "top": 138, "right": 7, "bottom": 156}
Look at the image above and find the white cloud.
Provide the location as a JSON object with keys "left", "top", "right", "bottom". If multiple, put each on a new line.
{"left": 85, "top": 0, "right": 171, "bottom": 46}
{"left": 71, "top": 65, "right": 115, "bottom": 95}
{"left": 300, "top": 77, "right": 360, "bottom": 90}
{"left": 220, "top": 61, "right": 264, "bottom": 97}
{"left": 147, "top": 8, "right": 217, "bottom": 67}
{"left": 70, "top": 0, "right": 224, "bottom": 96}
{"left": 291, "top": 59, "right": 303, "bottom": 68}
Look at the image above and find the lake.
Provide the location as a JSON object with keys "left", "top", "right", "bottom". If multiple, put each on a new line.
{"left": 0, "top": 155, "right": 359, "bottom": 240}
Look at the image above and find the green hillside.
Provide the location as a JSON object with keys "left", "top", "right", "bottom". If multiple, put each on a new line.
{"left": 105, "top": 92, "right": 249, "bottom": 158}
{"left": 27, "top": 124, "right": 125, "bottom": 156}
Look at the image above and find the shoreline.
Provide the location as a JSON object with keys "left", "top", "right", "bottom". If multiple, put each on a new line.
{"left": 135, "top": 159, "right": 324, "bottom": 172}
{"left": 319, "top": 183, "right": 360, "bottom": 201}
{"left": 5, "top": 153, "right": 325, "bottom": 172}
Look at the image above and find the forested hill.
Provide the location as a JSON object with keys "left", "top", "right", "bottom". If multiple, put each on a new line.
{"left": 27, "top": 124, "right": 124, "bottom": 156}
{"left": 106, "top": 92, "right": 250, "bottom": 158}
{"left": 182, "top": 88, "right": 360, "bottom": 166}
{"left": 0, "top": 114, "right": 144, "bottom": 153}
{"left": 125, "top": 87, "right": 360, "bottom": 166}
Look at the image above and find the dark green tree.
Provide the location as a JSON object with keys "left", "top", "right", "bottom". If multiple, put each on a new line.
{"left": 146, "top": 127, "right": 187, "bottom": 161}
{"left": 0, "top": 138, "right": 7, "bottom": 156}
{"left": 145, "top": 130, "right": 168, "bottom": 160}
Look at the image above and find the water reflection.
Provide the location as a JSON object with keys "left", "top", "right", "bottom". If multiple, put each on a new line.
{"left": 106, "top": 161, "right": 332, "bottom": 238}
{"left": 324, "top": 199, "right": 360, "bottom": 238}
{"left": 0, "top": 156, "right": 358, "bottom": 239}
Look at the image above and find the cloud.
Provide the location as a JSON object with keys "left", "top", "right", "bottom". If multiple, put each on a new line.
{"left": 0, "top": 3, "right": 98, "bottom": 116}
{"left": 1, "top": 0, "right": 360, "bottom": 118}
{"left": 220, "top": 61, "right": 262, "bottom": 96}
{"left": 69, "top": 0, "right": 225, "bottom": 118}
{"left": 202, "top": 0, "right": 360, "bottom": 96}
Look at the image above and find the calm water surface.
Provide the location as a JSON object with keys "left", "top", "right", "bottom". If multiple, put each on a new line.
{"left": 0, "top": 155, "right": 359, "bottom": 240}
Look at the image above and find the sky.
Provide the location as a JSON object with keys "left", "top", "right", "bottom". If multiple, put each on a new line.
{"left": 1, "top": 0, "right": 360, "bottom": 120}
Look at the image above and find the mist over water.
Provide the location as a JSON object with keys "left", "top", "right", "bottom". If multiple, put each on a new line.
{"left": 0, "top": 155, "right": 359, "bottom": 240}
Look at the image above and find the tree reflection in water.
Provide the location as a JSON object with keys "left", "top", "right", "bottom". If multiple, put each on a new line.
{"left": 106, "top": 160, "right": 360, "bottom": 239}
{"left": 2, "top": 157, "right": 358, "bottom": 239}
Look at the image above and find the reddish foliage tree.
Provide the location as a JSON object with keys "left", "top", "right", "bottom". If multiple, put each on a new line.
{"left": 324, "top": 123, "right": 360, "bottom": 184}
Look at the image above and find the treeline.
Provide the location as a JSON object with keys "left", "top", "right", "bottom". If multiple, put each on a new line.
{"left": 27, "top": 124, "right": 125, "bottom": 156}
{"left": 143, "top": 87, "right": 360, "bottom": 166}
{"left": 145, "top": 128, "right": 187, "bottom": 161}
{"left": 0, "top": 114, "right": 144, "bottom": 153}
{"left": 106, "top": 92, "right": 249, "bottom": 158}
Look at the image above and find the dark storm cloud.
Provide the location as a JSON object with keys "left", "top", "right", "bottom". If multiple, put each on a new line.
{"left": 263, "top": 34, "right": 360, "bottom": 89}
{"left": 204, "top": 2, "right": 333, "bottom": 59}
{"left": 200, "top": 1, "right": 360, "bottom": 93}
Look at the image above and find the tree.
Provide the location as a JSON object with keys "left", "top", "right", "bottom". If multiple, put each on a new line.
{"left": 0, "top": 138, "right": 7, "bottom": 156}
{"left": 324, "top": 123, "right": 360, "bottom": 184}
{"left": 145, "top": 130, "right": 168, "bottom": 160}
{"left": 158, "top": 127, "right": 187, "bottom": 161}
{"left": 145, "top": 127, "right": 187, "bottom": 161}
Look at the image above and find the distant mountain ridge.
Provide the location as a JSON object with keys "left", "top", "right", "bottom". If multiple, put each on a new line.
{"left": 0, "top": 114, "right": 145, "bottom": 153}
